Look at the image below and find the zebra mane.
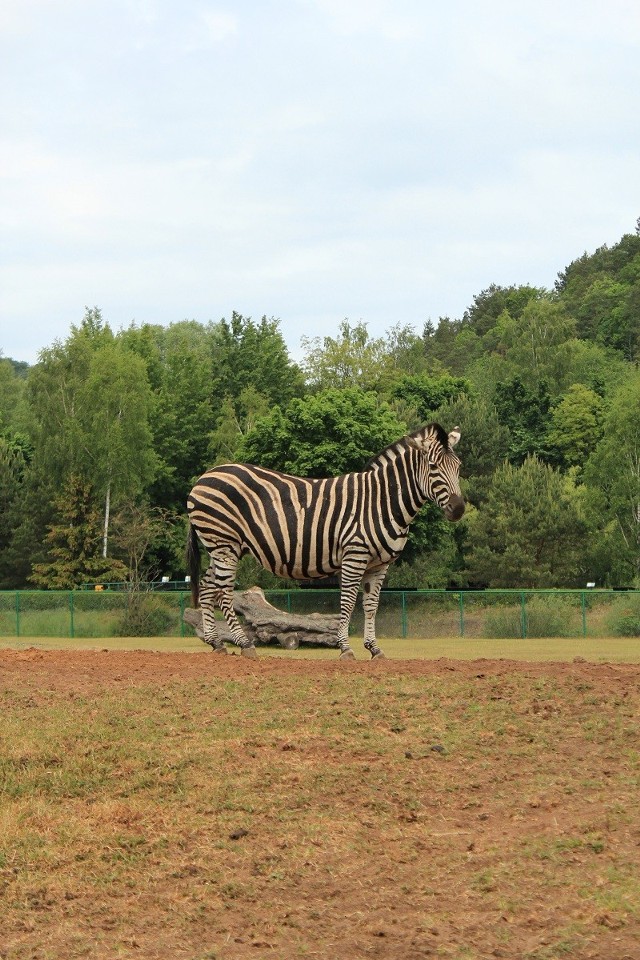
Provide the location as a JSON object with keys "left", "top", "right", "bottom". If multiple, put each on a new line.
{"left": 364, "top": 437, "right": 409, "bottom": 470}
{"left": 365, "top": 423, "right": 449, "bottom": 470}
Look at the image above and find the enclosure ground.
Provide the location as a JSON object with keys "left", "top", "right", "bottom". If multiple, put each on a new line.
{"left": 2, "top": 633, "right": 640, "bottom": 662}
{"left": 1, "top": 650, "right": 639, "bottom": 960}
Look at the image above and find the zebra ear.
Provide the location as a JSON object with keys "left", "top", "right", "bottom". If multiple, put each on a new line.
{"left": 448, "top": 427, "right": 461, "bottom": 449}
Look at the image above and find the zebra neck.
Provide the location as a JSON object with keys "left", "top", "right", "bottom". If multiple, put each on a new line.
{"left": 376, "top": 445, "right": 431, "bottom": 529}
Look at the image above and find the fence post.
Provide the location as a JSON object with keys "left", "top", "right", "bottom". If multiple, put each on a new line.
{"left": 179, "top": 593, "right": 186, "bottom": 637}
{"left": 15, "top": 591, "right": 20, "bottom": 637}
{"left": 581, "top": 591, "right": 587, "bottom": 637}
{"left": 520, "top": 592, "right": 527, "bottom": 638}
{"left": 401, "top": 591, "right": 408, "bottom": 638}
{"left": 459, "top": 592, "right": 465, "bottom": 637}
{"left": 69, "top": 591, "right": 75, "bottom": 638}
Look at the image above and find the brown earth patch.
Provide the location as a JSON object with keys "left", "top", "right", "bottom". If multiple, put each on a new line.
{"left": 1, "top": 650, "right": 639, "bottom": 960}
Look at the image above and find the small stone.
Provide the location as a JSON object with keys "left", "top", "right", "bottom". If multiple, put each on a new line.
{"left": 229, "top": 828, "right": 249, "bottom": 840}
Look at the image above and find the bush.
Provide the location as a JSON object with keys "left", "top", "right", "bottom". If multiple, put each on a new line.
{"left": 608, "top": 595, "right": 640, "bottom": 637}
{"left": 114, "top": 594, "right": 175, "bottom": 637}
{"left": 483, "top": 597, "right": 574, "bottom": 638}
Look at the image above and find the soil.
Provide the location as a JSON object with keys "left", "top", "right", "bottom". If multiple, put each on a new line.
{"left": 1, "top": 649, "right": 640, "bottom": 960}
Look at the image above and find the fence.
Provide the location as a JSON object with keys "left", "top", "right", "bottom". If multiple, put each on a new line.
{"left": 0, "top": 589, "right": 638, "bottom": 641}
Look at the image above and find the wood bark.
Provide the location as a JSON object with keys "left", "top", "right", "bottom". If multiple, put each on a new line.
{"left": 183, "top": 586, "right": 340, "bottom": 648}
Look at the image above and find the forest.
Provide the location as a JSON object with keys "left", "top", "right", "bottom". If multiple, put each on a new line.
{"left": 1, "top": 225, "right": 639, "bottom": 592}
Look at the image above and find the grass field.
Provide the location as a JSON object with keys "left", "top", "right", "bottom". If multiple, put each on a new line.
{"left": 1, "top": 647, "right": 639, "bottom": 959}
{"left": 1, "top": 633, "right": 640, "bottom": 661}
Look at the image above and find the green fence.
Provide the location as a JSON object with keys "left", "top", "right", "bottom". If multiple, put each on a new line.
{"left": 0, "top": 589, "right": 638, "bottom": 641}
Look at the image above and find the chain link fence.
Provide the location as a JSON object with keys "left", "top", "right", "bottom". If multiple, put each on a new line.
{"left": 1, "top": 588, "right": 639, "bottom": 641}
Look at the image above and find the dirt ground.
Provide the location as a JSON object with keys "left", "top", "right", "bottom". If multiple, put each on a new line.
{"left": 1, "top": 649, "right": 640, "bottom": 960}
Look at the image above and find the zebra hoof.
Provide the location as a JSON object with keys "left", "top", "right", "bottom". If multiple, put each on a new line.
{"left": 241, "top": 646, "right": 258, "bottom": 659}
{"left": 371, "top": 650, "right": 386, "bottom": 660}
{"left": 339, "top": 649, "right": 356, "bottom": 660}
{"left": 214, "top": 645, "right": 228, "bottom": 655}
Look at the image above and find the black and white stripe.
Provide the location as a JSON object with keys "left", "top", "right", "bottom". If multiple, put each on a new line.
{"left": 186, "top": 422, "right": 464, "bottom": 659}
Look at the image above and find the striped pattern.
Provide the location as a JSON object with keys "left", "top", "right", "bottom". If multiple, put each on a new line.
{"left": 186, "top": 422, "right": 464, "bottom": 659}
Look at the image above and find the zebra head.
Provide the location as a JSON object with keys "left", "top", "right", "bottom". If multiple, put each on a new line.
{"left": 407, "top": 423, "right": 465, "bottom": 521}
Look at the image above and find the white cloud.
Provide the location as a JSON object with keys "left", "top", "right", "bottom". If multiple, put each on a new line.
{"left": 1, "top": 0, "right": 639, "bottom": 363}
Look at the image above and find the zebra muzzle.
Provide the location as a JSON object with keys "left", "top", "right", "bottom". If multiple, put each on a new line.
{"left": 444, "top": 495, "right": 465, "bottom": 521}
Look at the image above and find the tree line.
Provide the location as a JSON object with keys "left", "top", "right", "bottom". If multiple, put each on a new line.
{"left": 1, "top": 225, "right": 639, "bottom": 591}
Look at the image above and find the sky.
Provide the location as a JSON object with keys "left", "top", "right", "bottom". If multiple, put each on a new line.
{"left": 1, "top": 0, "right": 639, "bottom": 365}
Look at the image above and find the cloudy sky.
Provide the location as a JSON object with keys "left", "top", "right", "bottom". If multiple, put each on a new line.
{"left": 1, "top": 0, "right": 639, "bottom": 364}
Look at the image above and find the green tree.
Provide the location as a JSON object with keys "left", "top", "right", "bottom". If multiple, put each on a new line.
{"left": 462, "top": 284, "right": 547, "bottom": 337}
{"left": 30, "top": 476, "right": 127, "bottom": 588}
{"left": 121, "top": 321, "right": 215, "bottom": 512}
{"left": 491, "top": 299, "right": 577, "bottom": 394}
{"left": 493, "top": 376, "right": 552, "bottom": 464}
{"left": 389, "top": 373, "right": 471, "bottom": 425}
{"left": 21, "top": 311, "right": 156, "bottom": 576}
{"left": 0, "top": 358, "right": 25, "bottom": 431}
{"left": 301, "top": 320, "right": 393, "bottom": 391}
{"left": 212, "top": 312, "right": 304, "bottom": 407}
{"left": 583, "top": 374, "right": 640, "bottom": 584}
{"left": 556, "top": 231, "right": 640, "bottom": 361}
{"left": 465, "top": 457, "right": 588, "bottom": 587}
{"left": 208, "top": 386, "right": 271, "bottom": 465}
{"left": 80, "top": 341, "right": 156, "bottom": 557}
{"left": 432, "top": 394, "right": 511, "bottom": 482}
{"left": 238, "top": 388, "right": 405, "bottom": 477}
{"left": 546, "top": 384, "right": 605, "bottom": 470}
{"left": 0, "top": 436, "right": 30, "bottom": 587}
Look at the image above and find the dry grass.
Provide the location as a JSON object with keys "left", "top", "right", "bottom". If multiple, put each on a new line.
{"left": 1, "top": 651, "right": 639, "bottom": 959}
{"left": 1, "top": 633, "right": 640, "bottom": 662}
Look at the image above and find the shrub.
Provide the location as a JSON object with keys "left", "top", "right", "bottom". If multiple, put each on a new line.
{"left": 483, "top": 597, "right": 574, "bottom": 638}
{"left": 114, "top": 594, "right": 175, "bottom": 637}
{"left": 608, "top": 595, "right": 640, "bottom": 637}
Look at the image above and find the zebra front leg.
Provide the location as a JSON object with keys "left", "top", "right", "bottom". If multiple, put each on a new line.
{"left": 212, "top": 546, "right": 258, "bottom": 658}
{"left": 336, "top": 555, "right": 369, "bottom": 659}
{"left": 361, "top": 565, "right": 390, "bottom": 659}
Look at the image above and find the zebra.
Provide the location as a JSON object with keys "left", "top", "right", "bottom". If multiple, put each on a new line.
{"left": 186, "top": 422, "right": 464, "bottom": 660}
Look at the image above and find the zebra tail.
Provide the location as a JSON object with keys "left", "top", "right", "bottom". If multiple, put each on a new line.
{"left": 186, "top": 522, "right": 201, "bottom": 608}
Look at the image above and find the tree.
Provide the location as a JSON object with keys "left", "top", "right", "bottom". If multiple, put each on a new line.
{"left": 493, "top": 376, "right": 552, "bottom": 464}
{"left": 0, "top": 435, "right": 30, "bottom": 587}
{"left": 462, "top": 284, "right": 547, "bottom": 337}
{"left": 464, "top": 457, "right": 589, "bottom": 587}
{"left": 207, "top": 386, "right": 271, "bottom": 465}
{"left": 30, "top": 476, "right": 127, "bottom": 588}
{"left": 389, "top": 373, "right": 471, "bottom": 425}
{"left": 301, "top": 320, "right": 393, "bottom": 391}
{"left": 546, "top": 384, "right": 605, "bottom": 470}
{"left": 122, "top": 321, "right": 215, "bottom": 512}
{"left": 212, "top": 312, "right": 304, "bottom": 407}
{"left": 238, "top": 388, "right": 406, "bottom": 477}
{"left": 23, "top": 311, "right": 156, "bottom": 568}
{"left": 556, "top": 231, "right": 640, "bottom": 361}
{"left": 490, "top": 299, "right": 577, "bottom": 395}
{"left": 583, "top": 374, "right": 640, "bottom": 584}
{"left": 80, "top": 342, "right": 156, "bottom": 557}
{"left": 0, "top": 358, "right": 25, "bottom": 431}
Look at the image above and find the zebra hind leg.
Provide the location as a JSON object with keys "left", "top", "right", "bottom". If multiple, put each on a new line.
{"left": 198, "top": 564, "right": 227, "bottom": 654}
{"left": 361, "top": 566, "right": 389, "bottom": 659}
{"left": 212, "top": 546, "right": 258, "bottom": 658}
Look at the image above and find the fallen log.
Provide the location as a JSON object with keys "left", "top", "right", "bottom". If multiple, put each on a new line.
{"left": 183, "top": 586, "right": 340, "bottom": 649}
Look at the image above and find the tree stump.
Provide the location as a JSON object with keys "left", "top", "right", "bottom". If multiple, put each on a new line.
{"left": 183, "top": 586, "right": 340, "bottom": 649}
